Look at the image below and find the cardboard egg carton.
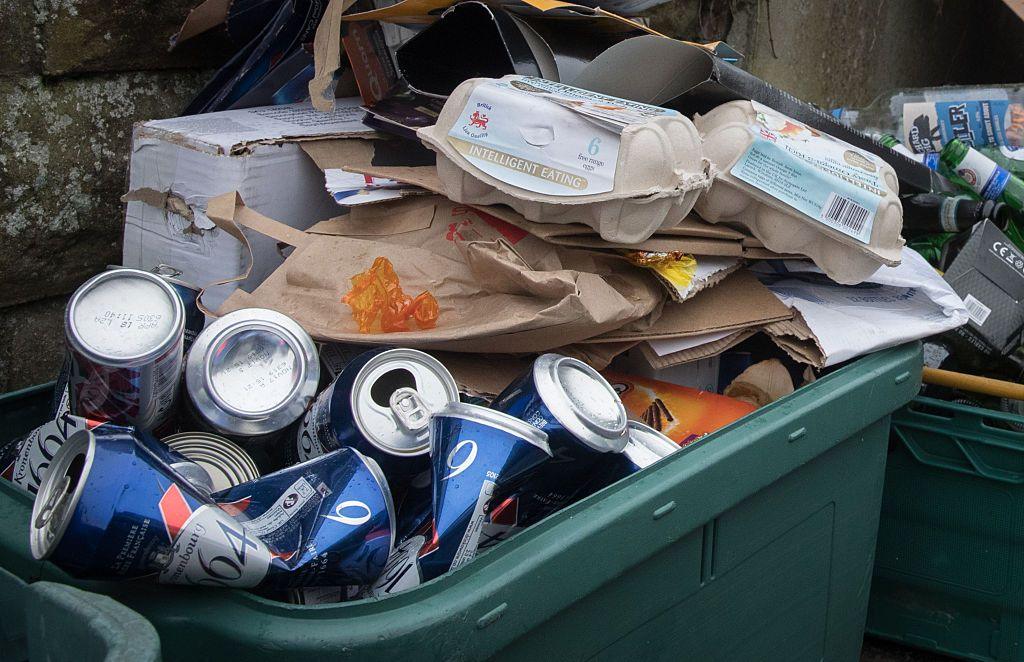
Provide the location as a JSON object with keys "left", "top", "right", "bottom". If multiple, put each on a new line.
{"left": 417, "top": 76, "right": 712, "bottom": 244}
{"left": 694, "top": 100, "right": 904, "bottom": 284}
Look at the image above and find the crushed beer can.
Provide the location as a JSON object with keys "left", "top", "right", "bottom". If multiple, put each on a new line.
{"left": 31, "top": 426, "right": 394, "bottom": 589}
{"left": 185, "top": 308, "right": 319, "bottom": 467}
{"left": 489, "top": 354, "right": 628, "bottom": 527}
{"left": 65, "top": 268, "right": 186, "bottom": 431}
{"left": 214, "top": 448, "right": 395, "bottom": 589}
{"left": 579, "top": 420, "right": 681, "bottom": 496}
{"left": 370, "top": 402, "right": 550, "bottom": 595}
{"left": 296, "top": 347, "right": 459, "bottom": 478}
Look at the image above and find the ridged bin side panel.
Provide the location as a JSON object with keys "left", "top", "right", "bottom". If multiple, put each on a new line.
{"left": 867, "top": 397, "right": 1024, "bottom": 662}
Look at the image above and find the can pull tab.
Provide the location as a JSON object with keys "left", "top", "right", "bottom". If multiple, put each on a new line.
{"left": 390, "top": 387, "right": 430, "bottom": 433}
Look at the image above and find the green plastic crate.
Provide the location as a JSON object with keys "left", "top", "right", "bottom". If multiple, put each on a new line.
{"left": 867, "top": 396, "right": 1024, "bottom": 661}
{"left": 0, "top": 344, "right": 922, "bottom": 661}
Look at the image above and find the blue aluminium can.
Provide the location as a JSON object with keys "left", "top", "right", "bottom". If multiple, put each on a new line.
{"left": 421, "top": 402, "right": 549, "bottom": 581}
{"left": 296, "top": 347, "right": 460, "bottom": 478}
{"left": 580, "top": 420, "right": 681, "bottom": 497}
{"left": 213, "top": 447, "right": 395, "bottom": 589}
{"left": 369, "top": 403, "right": 550, "bottom": 596}
{"left": 31, "top": 426, "right": 394, "bottom": 589}
{"left": 29, "top": 425, "right": 233, "bottom": 583}
{"left": 489, "top": 354, "right": 629, "bottom": 527}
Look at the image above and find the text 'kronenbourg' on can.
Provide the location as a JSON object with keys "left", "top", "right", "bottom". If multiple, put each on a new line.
{"left": 214, "top": 447, "right": 395, "bottom": 589}
{"left": 369, "top": 403, "right": 550, "bottom": 596}
{"left": 31, "top": 426, "right": 395, "bottom": 589}
{"left": 65, "top": 268, "right": 185, "bottom": 431}
{"left": 1, "top": 411, "right": 104, "bottom": 498}
{"left": 488, "top": 354, "right": 628, "bottom": 528}
{"left": 164, "top": 431, "right": 260, "bottom": 493}
{"left": 296, "top": 347, "right": 460, "bottom": 476}
{"left": 186, "top": 308, "right": 319, "bottom": 443}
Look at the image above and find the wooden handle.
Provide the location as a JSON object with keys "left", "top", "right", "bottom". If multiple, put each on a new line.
{"left": 922, "top": 367, "right": 1024, "bottom": 401}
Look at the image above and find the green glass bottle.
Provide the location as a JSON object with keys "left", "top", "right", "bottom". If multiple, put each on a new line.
{"left": 939, "top": 139, "right": 1024, "bottom": 209}
{"left": 940, "top": 139, "right": 1024, "bottom": 251}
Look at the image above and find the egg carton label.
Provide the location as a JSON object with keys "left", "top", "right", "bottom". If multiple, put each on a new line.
{"left": 446, "top": 76, "right": 675, "bottom": 197}
{"left": 731, "top": 101, "right": 887, "bottom": 244}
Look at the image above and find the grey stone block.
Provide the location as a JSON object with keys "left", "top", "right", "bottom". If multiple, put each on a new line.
{"left": 0, "top": 71, "right": 208, "bottom": 308}
{"left": 39, "top": 0, "right": 233, "bottom": 75}
{"left": 0, "top": 296, "right": 66, "bottom": 392}
{"left": 0, "top": 0, "right": 41, "bottom": 75}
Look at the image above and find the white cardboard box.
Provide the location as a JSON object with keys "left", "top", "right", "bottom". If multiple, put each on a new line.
{"left": 123, "top": 100, "right": 373, "bottom": 310}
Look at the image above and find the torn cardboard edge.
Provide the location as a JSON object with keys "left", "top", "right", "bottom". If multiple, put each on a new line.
{"left": 639, "top": 256, "right": 741, "bottom": 303}
{"left": 136, "top": 99, "right": 379, "bottom": 157}
{"left": 763, "top": 314, "right": 826, "bottom": 368}
{"left": 299, "top": 138, "right": 790, "bottom": 258}
{"left": 172, "top": 0, "right": 229, "bottom": 46}
{"left": 585, "top": 269, "right": 792, "bottom": 343}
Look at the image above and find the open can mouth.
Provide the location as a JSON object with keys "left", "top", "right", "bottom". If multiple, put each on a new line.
{"left": 30, "top": 429, "right": 96, "bottom": 561}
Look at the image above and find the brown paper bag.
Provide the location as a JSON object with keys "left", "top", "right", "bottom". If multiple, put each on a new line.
{"left": 205, "top": 192, "right": 663, "bottom": 353}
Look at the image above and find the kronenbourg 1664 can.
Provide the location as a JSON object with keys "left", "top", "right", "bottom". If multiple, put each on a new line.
{"left": 296, "top": 347, "right": 459, "bottom": 477}
{"left": 0, "top": 410, "right": 104, "bottom": 497}
{"left": 65, "top": 268, "right": 185, "bottom": 431}
{"left": 29, "top": 424, "right": 269, "bottom": 586}
{"left": 369, "top": 403, "right": 549, "bottom": 595}
{"left": 213, "top": 447, "right": 395, "bottom": 589}
{"left": 489, "top": 354, "right": 628, "bottom": 527}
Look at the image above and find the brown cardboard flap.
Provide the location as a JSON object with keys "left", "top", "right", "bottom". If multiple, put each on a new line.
{"left": 638, "top": 327, "right": 757, "bottom": 369}
{"left": 764, "top": 314, "right": 825, "bottom": 367}
{"left": 587, "top": 270, "right": 792, "bottom": 343}
{"left": 310, "top": 0, "right": 359, "bottom": 111}
{"left": 173, "top": 0, "right": 229, "bottom": 46}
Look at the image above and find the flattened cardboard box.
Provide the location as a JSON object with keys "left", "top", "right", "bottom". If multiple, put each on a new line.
{"left": 300, "top": 137, "right": 784, "bottom": 257}
{"left": 123, "top": 100, "right": 375, "bottom": 310}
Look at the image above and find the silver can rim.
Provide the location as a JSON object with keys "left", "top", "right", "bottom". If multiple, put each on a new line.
{"left": 66, "top": 268, "right": 185, "bottom": 367}
{"left": 186, "top": 308, "right": 320, "bottom": 435}
{"left": 164, "top": 431, "right": 261, "bottom": 490}
{"left": 625, "top": 420, "right": 680, "bottom": 459}
{"left": 432, "top": 401, "right": 551, "bottom": 456}
{"left": 532, "top": 354, "right": 628, "bottom": 453}
{"left": 30, "top": 428, "right": 96, "bottom": 561}
{"left": 350, "top": 348, "right": 460, "bottom": 457}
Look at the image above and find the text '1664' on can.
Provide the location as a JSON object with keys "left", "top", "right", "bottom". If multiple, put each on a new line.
{"left": 296, "top": 348, "right": 460, "bottom": 477}
{"left": 186, "top": 308, "right": 319, "bottom": 442}
{"left": 65, "top": 268, "right": 185, "bottom": 432}
{"left": 489, "top": 354, "right": 628, "bottom": 527}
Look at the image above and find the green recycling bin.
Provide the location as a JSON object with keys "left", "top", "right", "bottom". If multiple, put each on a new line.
{"left": 0, "top": 343, "right": 922, "bottom": 661}
{"left": 868, "top": 396, "right": 1024, "bottom": 661}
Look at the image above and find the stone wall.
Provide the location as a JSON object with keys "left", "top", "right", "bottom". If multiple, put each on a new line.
{"left": 0, "top": 0, "right": 1020, "bottom": 391}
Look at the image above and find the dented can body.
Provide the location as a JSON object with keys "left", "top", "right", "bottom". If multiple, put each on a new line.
{"left": 65, "top": 268, "right": 185, "bottom": 431}
{"left": 490, "top": 354, "right": 628, "bottom": 527}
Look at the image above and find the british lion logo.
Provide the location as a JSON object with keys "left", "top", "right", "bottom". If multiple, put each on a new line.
{"left": 469, "top": 111, "right": 489, "bottom": 130}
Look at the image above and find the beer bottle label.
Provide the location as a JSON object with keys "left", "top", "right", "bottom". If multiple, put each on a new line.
{"left": 957, "top": 148, "right": 1011, "bottom": 200}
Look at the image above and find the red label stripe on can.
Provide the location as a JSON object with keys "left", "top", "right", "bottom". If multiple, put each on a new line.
{"left": 159, "top": 483, "right": 194, "bottom": 542}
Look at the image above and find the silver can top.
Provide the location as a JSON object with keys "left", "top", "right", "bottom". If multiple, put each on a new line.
{"left": 30, "top": 428, "right": 96, "bottom": 560}
{"left": 164, "top": 431, "right": 261, "bottom": 492}
{"left": 187, "top": 308, "right": 320, "bottom": 436}
{"left": 433, "top": 401, "right": 551, "bottom": 456}
{"left": 66, "top": 268, "right": 184, "bottom": 366}
{"left": 351, "top": 349, "right": 460, "bottom": 456}
{"left": 624, "top": 421, "right": 680, "bottom": 470}
{"left": 533, "top": 354, "right": 629, "bottom": 453}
